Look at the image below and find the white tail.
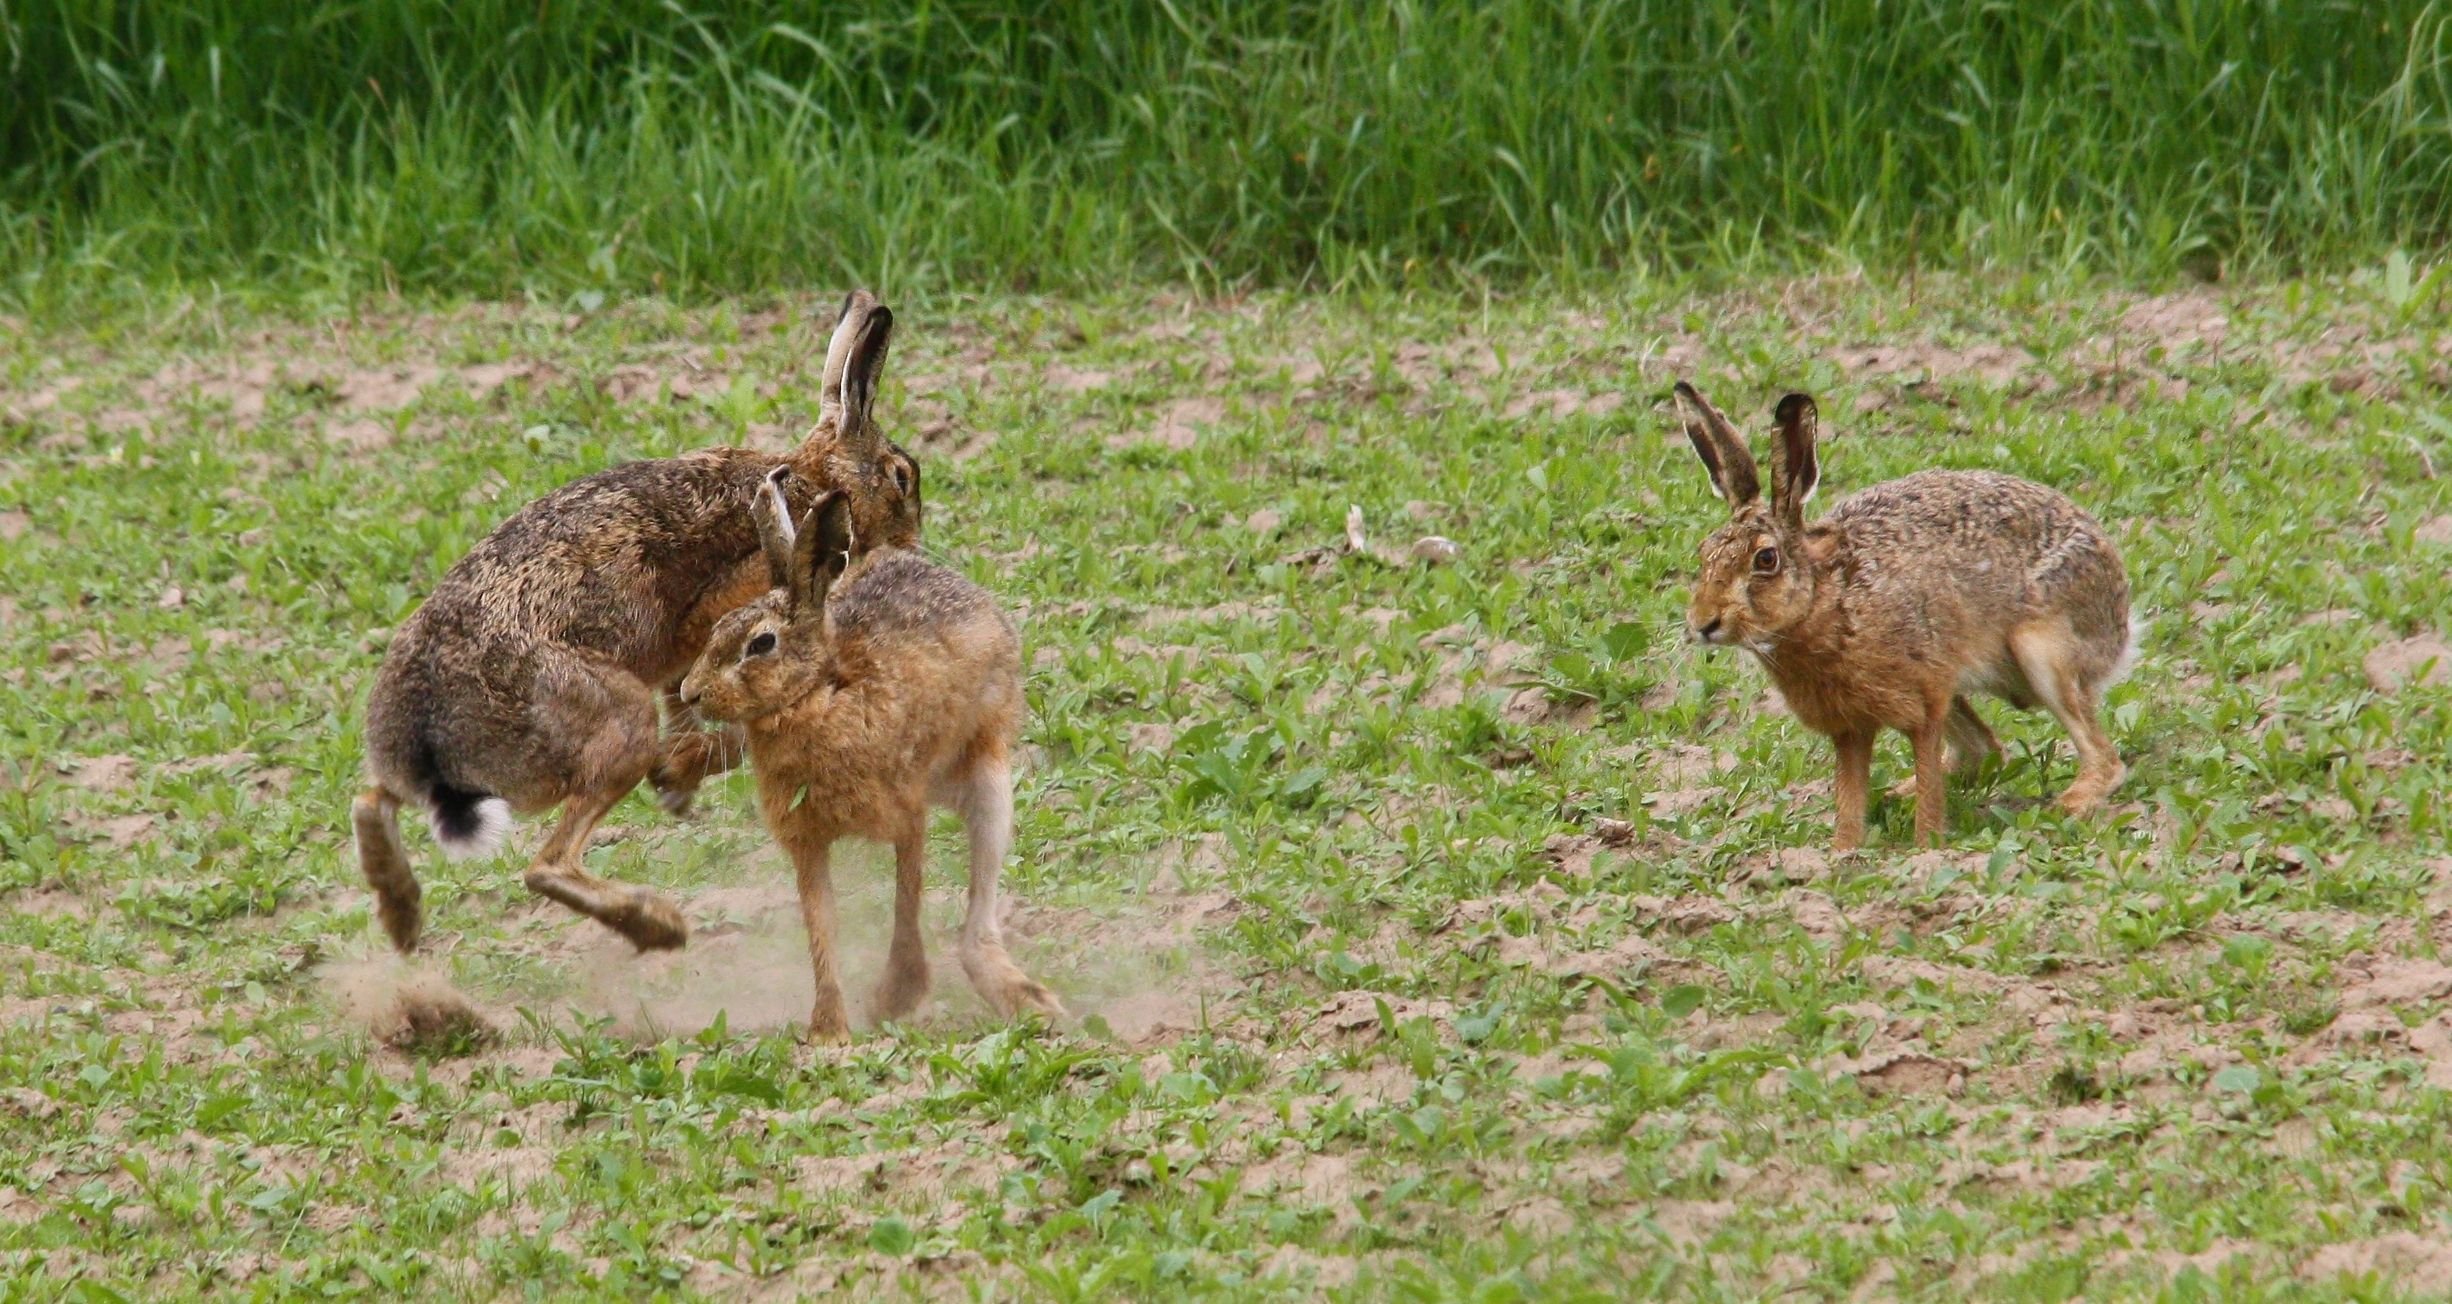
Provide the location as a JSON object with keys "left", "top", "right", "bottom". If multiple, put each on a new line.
{"left": 433, "top": 796, "right": 511, "bottom": 860}
{"left": 2106, "top": 612, "right": 2147, "bottom": 690}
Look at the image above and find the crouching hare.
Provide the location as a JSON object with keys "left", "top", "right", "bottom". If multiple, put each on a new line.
{"left": 678, "top": 469, "right": 1064, "bottom": 1041}
{"left": 1674, "top": 382, "right": 2137, "bottom": 851}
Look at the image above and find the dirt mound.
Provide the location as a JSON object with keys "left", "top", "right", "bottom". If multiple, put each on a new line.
{"left": 323, "top": 956, "right": 497, "bottom": 1053}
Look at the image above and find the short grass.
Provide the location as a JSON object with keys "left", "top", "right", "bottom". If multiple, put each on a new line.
{"left": 2, "top": 269, "right": 2451, "bottom": 1299}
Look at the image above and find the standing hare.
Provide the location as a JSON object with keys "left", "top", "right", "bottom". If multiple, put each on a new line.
{"left": 355, "top": 292, "right": 921, "bottom": 955}
{"left": 678, "top": 471, "right": 1064, "bottom": 1041}
{"left": 1673, "top": 382, "right": 2136, "bottom": 850}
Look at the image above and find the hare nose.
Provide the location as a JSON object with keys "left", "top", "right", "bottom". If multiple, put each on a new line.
{"left": 1693, "top": 617, "right": 1723, "bottom": 643}
{"left": 678, "top": 684, "right": 701, "bottom": 707}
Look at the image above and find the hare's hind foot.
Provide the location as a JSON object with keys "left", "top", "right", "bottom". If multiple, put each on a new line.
{"left": 2044, "top": 693, "right": 2125, "bottom": 816}
{"left": 2054, "top": 756, "right": 2125, "bottom": 816}
{"left": 520, "top": 777, "right": 692, "bottom": 951}
{"left": 2005, "top": 622, "right": 2126, "bottom": 822}
{"left": 352, "top": 786, "right": 425, "bottom": 954}
{"left": 612, "top": 890, "right": 691, "bottom": 952}
{"left": 1000, "top": 975, "right": 1068, "bottom": 1022}
{"left": 514, "top": 665, "right": 693, "bottom": 949}
{"left": 963, "top": 945, "right": 1067, "bottom": 1022}
{"left": 526, "top": 862, "right": 691, "bottom": 952}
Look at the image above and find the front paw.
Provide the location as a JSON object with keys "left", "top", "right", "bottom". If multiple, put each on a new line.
{"left": 652, "top": 780, "right": 697, "bottom": 817}
{"left": 649, "top": 735, "right": 714, "bottom": 816}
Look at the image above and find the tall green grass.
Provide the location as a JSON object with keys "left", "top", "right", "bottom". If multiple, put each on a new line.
{"left": 4, "top": 0, "right": 2449, "bottom": 304}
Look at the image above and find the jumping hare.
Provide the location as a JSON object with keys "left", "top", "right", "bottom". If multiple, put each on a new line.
{"left": 355, "top": 292, "right": 921, "bottom": 955}
{"left": 677, "top": 472, "right": 1064, "bottom": 1041}
{"left": 1673, "top": 382, "right": 2137, "bottom": 850}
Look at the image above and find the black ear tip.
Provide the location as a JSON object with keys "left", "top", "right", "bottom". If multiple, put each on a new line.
{"left": 1776, "top": 392, "right": 1816, "bottom": 421}
{"left": 858, "top": 307, "right": 894, "bottom": 351}
{"left": 1672, "top": 380, "right": 1700, "bottom": 401}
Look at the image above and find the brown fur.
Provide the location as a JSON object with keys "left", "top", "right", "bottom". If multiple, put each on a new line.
{"left": 679, "top": 479, "right": 1063, "bottom": 1041}
{"left": 1676, "top": 382, "right": 2135, "bottom": 850}
{"left": 357, "top": 292, "right": 922, "bottom": 954}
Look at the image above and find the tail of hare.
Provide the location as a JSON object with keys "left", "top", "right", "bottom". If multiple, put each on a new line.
{"left": 2108, "top": 612, "right": 2147, "bottom": 690}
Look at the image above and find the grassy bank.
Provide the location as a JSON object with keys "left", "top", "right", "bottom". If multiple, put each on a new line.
{"left": 5, "top": 1, "right": 2451, "bottom": 307}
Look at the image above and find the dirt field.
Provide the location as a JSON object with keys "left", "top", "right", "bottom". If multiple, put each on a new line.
{"left": 2, "top": 275, "right": 2449, "bottom": 1298}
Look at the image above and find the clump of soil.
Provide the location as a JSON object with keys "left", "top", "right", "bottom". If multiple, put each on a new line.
{"left": 324, "top": 956, "right": 497, "bottom": 1054}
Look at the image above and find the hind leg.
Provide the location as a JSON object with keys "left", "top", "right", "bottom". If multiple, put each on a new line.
{"left": 953, "top": 760, "right": 1064, "bottom": 1021}
{"left": 524, "top": 788, "right": 689, "bottom": 950}
{"left": 1891, "top": 697, "right": 2001, "bottom": 797}
{"left": 1909, "top": 699, "right": 1954, "bottom": 847}
{"left": 872, "top": 814, "right": 933, "bottom": 1024}
{"left": 1945, "top": 697, "right": 2003, "bottom": 770}
{"left": 352, "top": 785, "right": 423, "bottom": 953}
{"left": 519, "top": 655, "right": 689, "bottom": 949}
{"left": 649, "top": 686, "right": 745, "bottom": 817}
{"left": 2009, "top": 622, "right": 2126, "bottom": 815}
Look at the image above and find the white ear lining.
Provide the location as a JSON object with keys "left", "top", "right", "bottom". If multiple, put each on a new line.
{"left": 763, "top": 475, "right": 797, "bottom": 547}
{"left": 1776, "top": 395, "right": 1820, "bottom": 510}
{"left": 1674, "top": 392, "right": 1730, "bottom": 504}
{"left": 827, "top": 303, "right": 867, "bottom": 415}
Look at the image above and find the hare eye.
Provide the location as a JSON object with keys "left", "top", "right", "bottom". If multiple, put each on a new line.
{"left": 745, "top": 631, "right": 778, "bottom": 658}
{"left": 1752, "top": 546, "right": 1780, "bottom": 575}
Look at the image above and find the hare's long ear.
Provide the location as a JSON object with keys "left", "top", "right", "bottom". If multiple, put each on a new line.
{"left": 816, "top": 291, "right": 874, "bottom": 430}
{"left": 1673, "top": 381, "right": 1760, "bottom": 509}
{"left": 788, "top": 491, "right": 855, "bottom": 615}
{"left": 818, "top": 291, "right": 894, "bottom": 453}
{"left": 1770, "top": 392, "right": 1820, "bottom": 528}
{"left": 754, "top": 466, "right": 799, "bottom": 592}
